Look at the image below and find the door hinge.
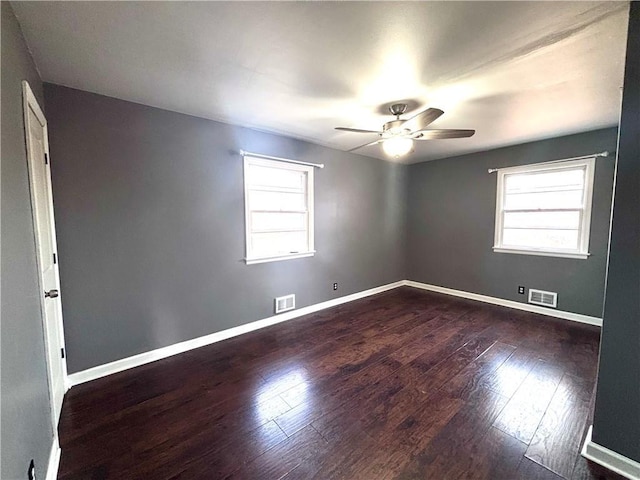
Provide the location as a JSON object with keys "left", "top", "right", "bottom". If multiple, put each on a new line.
{"left": 44, "top": 153, "right": 49, "bottom": 165}
{"left": 53, "top": 253, "right": 57, "bottom": 264}
{"left": 61, "top": 348, "right": 65, "bottom": 359}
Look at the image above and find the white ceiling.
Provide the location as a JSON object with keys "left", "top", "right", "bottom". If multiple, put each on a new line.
{"left": 12, "top": 1, "right": 629, "bottom": 163}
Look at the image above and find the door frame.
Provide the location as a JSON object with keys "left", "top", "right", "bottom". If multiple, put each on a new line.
{"left": 22, "top": 80, "right": 69, "bottom": 429}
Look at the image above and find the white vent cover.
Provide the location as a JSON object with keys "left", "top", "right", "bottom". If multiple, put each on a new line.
{"left": 274, "top": 294, "right": 295, "bottom": 314}
{"left": 528, "top": 289, "right": 558, "bottom": 308}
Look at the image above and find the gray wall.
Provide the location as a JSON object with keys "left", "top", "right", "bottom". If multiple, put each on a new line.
{"left": 43, "top": 84, "right": 407, "bottom": 374}
{"left": 1, "top": 2, "right": 55, "bottom": 479}
{"left": 592, "top": 2, "right": 640, "bottom": 463}
{"left": 406, "top": 128, "right": 617, "bottom": 318}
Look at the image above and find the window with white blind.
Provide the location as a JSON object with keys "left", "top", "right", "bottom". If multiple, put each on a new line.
{"left": 243, "top": 155, "right": 314, "bottom": 264}
{"left": 493, "top": 158, "right": 595, "bottom": 259}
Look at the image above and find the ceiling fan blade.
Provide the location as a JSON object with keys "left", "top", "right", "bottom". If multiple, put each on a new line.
{"left": 347, "top": 139, "right": 383, "bottom": 152}
{"left": 335, "top": 127, "right": 383, "bottom": 134}
{"left": 413, "top": 129, "right": 475, "bottom": 140}
{"left": 403, "top": 108, "right": 444, "bottom": 132}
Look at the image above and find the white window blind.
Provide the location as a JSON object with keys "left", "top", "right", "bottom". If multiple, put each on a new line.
{"left": 244, "top": 155, "right": 314, "bottom": 264}
{"left": 493, "top": 158, "right": 595, "bottom": 259}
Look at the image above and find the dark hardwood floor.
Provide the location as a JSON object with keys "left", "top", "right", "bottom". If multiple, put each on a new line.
{"left": 58, "top": 287, "right": 622, "bottom": 480}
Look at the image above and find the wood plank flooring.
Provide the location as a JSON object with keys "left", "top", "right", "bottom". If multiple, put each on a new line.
{"left": 57, "top": 287, "right": 622, "bottom": 480}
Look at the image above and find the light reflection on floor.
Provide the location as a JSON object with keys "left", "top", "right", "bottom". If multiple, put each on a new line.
{"left": 254, "top": 367, "right": 310, "bottom": 424}
{"left": 492, "top": 361, "right": 531, "bottom": 397}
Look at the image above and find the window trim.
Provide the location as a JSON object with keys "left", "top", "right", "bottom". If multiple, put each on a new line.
{"left": 492, "top": 158, "right": 596, "bottom": 260}
{"left": 243, "top": 155, "right": 315, "bottom": 265}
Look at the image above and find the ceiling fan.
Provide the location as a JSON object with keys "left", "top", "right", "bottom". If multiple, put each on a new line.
{"left": 335, "top": 103, "right": 475, "bottom": 158}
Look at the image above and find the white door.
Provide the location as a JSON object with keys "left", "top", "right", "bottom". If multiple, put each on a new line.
{"left": 22, "top": 81, "right": 67, "bottom": 427}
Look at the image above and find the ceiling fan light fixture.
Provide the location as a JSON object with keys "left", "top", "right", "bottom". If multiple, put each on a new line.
{"left": 382, "top": 137, "right": 413, "bottom": 158}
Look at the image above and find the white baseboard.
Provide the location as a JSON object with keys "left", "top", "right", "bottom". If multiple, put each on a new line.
{"left": 581, "top": 425, "right": 640, "bottom": 480}
{"left": 66, "top": 278, "right": 602, "bottom": 387}
{"left": 404, "top": 280, "right": 602, "bottom": 327}
{"left": 67, "top": 281, "right": 405, "bottom": 387}
{"left": 45, "top": 436, "right": 61, "bottom": 480}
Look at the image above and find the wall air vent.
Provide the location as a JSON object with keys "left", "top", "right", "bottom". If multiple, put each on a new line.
{"left": 274, "top": 294, "right": 295, "bottom": 314}
{"left": 528, "top": 289, "right": 558, "bottom": 308}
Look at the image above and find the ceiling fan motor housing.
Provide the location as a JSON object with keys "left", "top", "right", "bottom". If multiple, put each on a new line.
{"left": 384, "top": 104, "right": 411, "bottom": 137}
{"left": 383, "top": 119, "right": 409, "bottom": 137}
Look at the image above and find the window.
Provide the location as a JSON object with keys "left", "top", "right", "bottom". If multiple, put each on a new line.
{"left": 493, "top": 158, "right": 595, "bottom": 259}
{"left": 244, "top": 155, "right": 314, "bottom": 264}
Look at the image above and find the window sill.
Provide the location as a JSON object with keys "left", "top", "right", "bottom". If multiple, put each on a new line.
{"left": 245, "top": 251, "right": 315, "bottom": 265}
{"left": 493, "top": 247, "right": 590, "bottom": 260}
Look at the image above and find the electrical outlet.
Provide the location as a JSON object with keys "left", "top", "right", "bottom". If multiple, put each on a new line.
{"left": 333, "top": 282, "right": 338, "bottom": 291}
{"left": 28, "top": 459, "right": 36, "bottom": 480}
{"left": 518, "top": 286, "right": 525, "bottom": 295}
